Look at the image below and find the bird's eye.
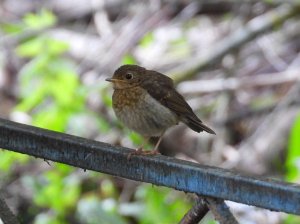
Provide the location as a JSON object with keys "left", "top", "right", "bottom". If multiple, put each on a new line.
{"left": 125, "top": 72, "right": 133, "bottom": 80}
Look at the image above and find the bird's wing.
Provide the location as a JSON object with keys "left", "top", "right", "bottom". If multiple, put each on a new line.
{"left": 141, "top": 70, "right": 215, "bottom": 134}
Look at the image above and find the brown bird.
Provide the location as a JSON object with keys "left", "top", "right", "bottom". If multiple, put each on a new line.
{"left": 106, "top": 65, "right": 215, "bottom": 156}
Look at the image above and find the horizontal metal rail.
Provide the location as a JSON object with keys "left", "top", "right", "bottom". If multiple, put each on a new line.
{"left": 0, "top": 118, "right": 299, "bottom": 215}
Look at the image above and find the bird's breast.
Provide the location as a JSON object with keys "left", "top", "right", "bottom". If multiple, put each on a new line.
{"left": 112, "top": 87, "right": 178, "bottom": 136}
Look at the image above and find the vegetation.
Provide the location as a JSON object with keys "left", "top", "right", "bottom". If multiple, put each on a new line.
{"left": 0, "top": 1, "right": 300, "bottom": 223}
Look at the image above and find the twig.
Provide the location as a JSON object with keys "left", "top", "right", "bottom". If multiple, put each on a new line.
{"left": 169, "top": 4, "right": 300, "bottom": 83}
{"left": 237, "top": 55, "right": 300, "bottom": 173}
{"left": 178, "top": 70, "right": 300, "bottom": 95}
{"left": 257, "top": 36, "right": 288, "bottom": 71}
{"left": 222, "top": 52, "right": 300, "bottom": 172}
{"left": 205, "top": 197, "right": 239, "bottom": 224}
{"left": 216, "top": 100, "right": 300, "bottom": 126}
{"left": 0, "top": 193, "right": 19, "bottom": 224}
{"left": 0, "top": 28, "right": 47, "bottom": 46}
{"left": 96, "top": 4, "right": 173, "bottom": 73}
{"left": 179, "top": 197, "right": 208, "bottom": 224}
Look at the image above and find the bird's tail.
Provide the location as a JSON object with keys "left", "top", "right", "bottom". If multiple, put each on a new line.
{"left": 184, "top": 117, "right": 216, "bottom": 134}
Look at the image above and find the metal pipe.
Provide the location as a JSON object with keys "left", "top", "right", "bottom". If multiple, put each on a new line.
{"left": 0, "top": 118, "right": 299, "bottom": 215}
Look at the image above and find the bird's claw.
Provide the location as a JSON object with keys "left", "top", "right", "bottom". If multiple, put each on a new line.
{"left": 127, "top": 148, "right": 160, "bottom": 160}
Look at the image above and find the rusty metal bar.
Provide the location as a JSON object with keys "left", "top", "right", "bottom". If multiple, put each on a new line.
{"left": 205, "top": 197, "right": 238, "bottom": 224}
{"left": 0, "top": 118, "right": 300, "bottom": 215}
{"left": 0, "top": 192, "right": 20, "bottom": 224}
{"left": 179, "top": 197, "right": 209, "bottom": 224}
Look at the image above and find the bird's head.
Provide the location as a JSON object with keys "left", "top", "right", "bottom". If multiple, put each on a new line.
{"left": 106, "top": 65, "right": 146, "bottom": 89}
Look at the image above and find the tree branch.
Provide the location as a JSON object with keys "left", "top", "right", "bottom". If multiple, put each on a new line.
{"left": 179, "top": 197, "right": 209, "bottom": 224}
{"left": 0, "top": 193, "right": 19, "bottom": 224}
{"left": 205, "top": 197, "right": 239, "bottom": 224}
{"left": 169, "top": 4, "right": 300, "bottom": 83}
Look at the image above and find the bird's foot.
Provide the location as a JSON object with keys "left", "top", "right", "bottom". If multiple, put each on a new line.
{"left": 127, "top": 148, "right": 160, "bottom": 160}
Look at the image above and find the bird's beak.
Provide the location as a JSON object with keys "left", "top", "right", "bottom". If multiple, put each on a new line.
{"left": 105, "top": 78, "right": 114, "bottom": 82}
{"left": 105, "top": 78, "right": 127, "bottom": 83}
{"left": 105, "top": 78, "right": 127, "bottom": 89}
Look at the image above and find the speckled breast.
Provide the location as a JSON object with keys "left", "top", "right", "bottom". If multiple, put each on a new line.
{"left": 112, "top": 87, "right": 178, "bottom": 136}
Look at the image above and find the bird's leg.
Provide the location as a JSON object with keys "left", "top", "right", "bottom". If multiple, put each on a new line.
{"left": 136, "top": 137, "right": 150, "bottom": 152}
{"left": 152, "top": 133, "right": 164, "bottom": 154}
{"left": 127, "top": 132, "right": 165, "bottom": 159}
{"left": 127, "top": 137, "right": 150, "bottom": 159}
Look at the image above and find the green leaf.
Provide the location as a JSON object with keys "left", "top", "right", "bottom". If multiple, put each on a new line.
{"left": 139, "top": 32, "right": 154, "bottom": 47}
{"left": 263, "top": 0, "right": 274, "bottom": 4}
{"left": 101, "top": 179, "right": 117, "bottom": 198}
{"left": 1, "top": 23, "right": 24, "bottom": 34}
{"left": 19, "top": 54, "right": 51, "bottom": 82}
{"left": 285, "top": 214, "right": 300, "bottom": 224}
{"left": 16, "top": 37, "right": 68, "bottom": 57}
{"left": 16, "top": 37, "right": 45, "bottom": 57}
{"left": 103, "top": 94, "right": 112, "bottom": 108}
{"left": 286, "top": 113, "right": 300, "bottom": 181}
{"left": 136, "top": 185, "right": 191, "bottom": 224}
{"left": 32, "top": 106, "right": 69, "bottom": 131}
{"left": 121, "top": 54, "right": 136, "bottom": 65}
{"left": 23, "top": 9, "right": 56, "bottom": 29}
{"left": 77, "top": 197, "right": 127, "bottom": 224}
{"left": 33, "top": 169, "right": 80, "bottom": 214}
{"left": 94, "top": 114, "right": 110, "bottom": 133}
{"left": 34, "top": 213, "right": 67, "bottom": 224}
{"left": 50, "top": 69, "right": 79, "bottom": 106}
{"left": 54, "top": 163, "right": 74, "bottom": 175}
{"left": 0, "top": 151, "right": 29, "bottom": 171}
{"left": 47, "top": 39, "right": 69, "bottom": 55}
{"left": 15, "top": 86, "right": 46, "bottom": 111}
{"left": 250, "top": 95, "right": 276, "bottom": 109}
{"left": 128, "top": 132, "right": 144, "bottom": 146}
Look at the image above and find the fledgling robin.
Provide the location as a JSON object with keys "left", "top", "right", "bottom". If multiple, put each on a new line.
{"left": 106, "top": 65, "right": 215, "bottom": 156}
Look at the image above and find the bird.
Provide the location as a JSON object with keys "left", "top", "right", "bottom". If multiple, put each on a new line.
{"left": 106, "top": 64, "right": 215, "bottom": 156}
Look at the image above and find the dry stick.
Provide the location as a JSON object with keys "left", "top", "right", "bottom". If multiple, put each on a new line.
{"left": 0, "top": 28, "right": 47, "bottom": 46}
{"left": 237, "top": 54, "right": 300, "bottom": 173}
{"left": 179, "top": 196, "right": 239, "bottom": 224}
{"left": 205, "top": 197, "right": 239, "bottom": 224}
{"left": 169, "top": 4, "right": 300, "bottom": 83}
{"left": 179, "top": 197, "right": 209, "bottom": 224}
{"left": 237, "top": 82, "right": 300, "bottom": 173}
{"left": 217, "top": 100, "right": 300, "bottom": 126}
{"left": 96, "top": 4, "right": 173, "bottom": 74}
{"left": 0, "top": 193, "right": 19, "bottom": 224}
{"left": 178, "top": 70, "right": 300, "bottom": 94}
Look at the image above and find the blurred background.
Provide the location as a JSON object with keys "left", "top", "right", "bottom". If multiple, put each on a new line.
{"left": 1, "top": 0, "right": 300, "bottom": 223}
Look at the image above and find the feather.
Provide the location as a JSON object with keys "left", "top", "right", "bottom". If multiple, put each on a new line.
{"left": 141, "top": 69, "right": 215, "bottom": 135}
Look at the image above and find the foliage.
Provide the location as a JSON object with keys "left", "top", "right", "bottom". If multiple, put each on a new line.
{"left": 286, "top": 113, "right": 300, "bottom": 181}
{"left": 284, "top": 113, "right": 300, "bottom": 223}
{"left": 135, "top": 185, "right": 191, "bottom": 224}
{"left": 23, "top": 164, "right": 80, "bottom": 224}
{"left": 0, "top": 151, "right": 28, "bottom": 171}
{"left": 15, "top": 36, "right": 85, "bottom": 132}
{"left": 1, "top": 9, "right": 56, "bottom": 34}
{"left": 0, "top": 9, "right": 196, "bottom": 224}
{"left": 1, "top": 10, "right": 84, "bottom": 224}
{"left": 0, "top": 9, "right": 58, "bottom": 180}
{"left": 121, "top": 54, "right": 137, "bottom": 65}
